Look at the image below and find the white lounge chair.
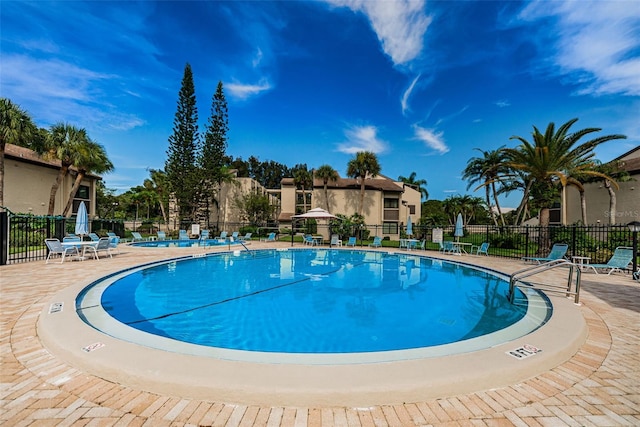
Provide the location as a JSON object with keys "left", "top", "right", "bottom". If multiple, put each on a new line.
{"left": 83, "top": 237, "right": 113, "bottom": 260}
{"left": 330, "top": 234, "right": 342, "bottom": 247}
{"left": 522, "top": 243, "right": 568, "bottom": 264}
{"left": 131, "top": 232, "right": 146, "bottom": 242}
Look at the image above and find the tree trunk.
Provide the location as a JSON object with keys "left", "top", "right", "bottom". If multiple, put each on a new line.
{"left": 486, "top": 185, "right": 497, "bottom": 226}
{"left": 514, "top": 180, "right": 533, "bottom": 225}
{"left": 538, "top": 206, "right": 551, "bottom": 255}
{"left": 48, "top": 165, "right": 69, "bottom": 215}
{"left": 323, "top": 182, "right": 329, "bottom": 210}
{"left": 62, "top": 171, "right": 85, "bottom": 216}
{"left": 580, "top": 189, "right": 587, "bottom": 224}
{"left": 491, "top": 182, "right": 505, "bottom": 226}
{"left": 605, "top": 180, "right": 616, "bottom": 225}
{"left": 359, "top": 179, "right": 366, "bottom": 216}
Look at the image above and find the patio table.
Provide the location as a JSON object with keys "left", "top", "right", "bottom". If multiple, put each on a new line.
{"left": 61, "top": 241, "right": 98, "bottom": 261}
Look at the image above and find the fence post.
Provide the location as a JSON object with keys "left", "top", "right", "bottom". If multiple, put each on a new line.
{"left": 524, "top": 226, "right": 530, "bottom": 259}
{"left": 0, "top": 211, "right": 7, "bottom": 266}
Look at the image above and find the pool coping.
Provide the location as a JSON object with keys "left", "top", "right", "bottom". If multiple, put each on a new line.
{"left": 37, "top": 251, "right": 587, "bottom": 407}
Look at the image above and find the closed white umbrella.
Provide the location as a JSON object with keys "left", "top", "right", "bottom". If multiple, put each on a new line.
{"left": 454, "top": 213, "right": 464, "bottom": 242}
{"left": 75, "top": 201, "right": 89, "bottom": 239}
{"left": 406, "top": 215, "right": 413, "bottom": 237}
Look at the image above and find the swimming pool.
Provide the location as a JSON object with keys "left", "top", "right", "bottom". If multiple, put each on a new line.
{"left": 130, "top": 239, "right": 240, "bottom": 248}
{"left": 77, "top": 249, "right": 551, "bottom": 362}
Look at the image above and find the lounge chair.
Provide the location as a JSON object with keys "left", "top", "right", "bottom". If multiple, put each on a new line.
{"left": 330, "top": 234, "right": 342, "bottom": 247}
{"left": 439, "top": 241, "right": 457, "bottom": 254}
{"left": 216, "top": 231, "right": 228, "bottom": 241}
{"left": 83, "top": 237, "right": 113, "bottom": 260}
{"left": 261, "top": 232, "right": 276, "bottom": 242}
{"left": 522, "top": 243, "right": 568, "bottom": 264}
{"left": 239, "top": 232, "right": 252, "bottom": 241}
{"left": 45, "top": 238, "right": 79, "bottom": 264}
{"left": 346, "top": 237, "right": 357, "bottom": 247}
{"left": 157, "top": 231, "right": 166, "bottom": 240}
{"left": 200, "top": 230, "right": 210, "bottom": 240}
{"left": 472, "top": 242, "right": 490, "bottom": 256}
{"left": 230, "top": 231, "right": 239, "bottom": 241}
{"left": 584, "top": 247, "right": 634, "bottom": 275}
{"left": 369, "top": 236, "right": 382, "bottom": 248}
{"left": 108, "top": 234, "right": 120, "bottom": 254}
{"left": 131, "top": 232, "right": 146, "bottom": 242}
{"left": 88, "top": 232, "right": 100, "bottom": 242}
{"left": 179, "top": 230, "right": 190, "bottom": 240}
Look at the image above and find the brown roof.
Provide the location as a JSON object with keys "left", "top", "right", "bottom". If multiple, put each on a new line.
{"left": 280, "top": 176, "right": 403, "bottom": 192}
{"left": 278, "top": 212, "right": 295, "bottom": 221}
{"left": 618, "top": 157, "right": 640, "bottom": 174}
{"left": 4, "top": 144, "right": 101, "bottom": 178}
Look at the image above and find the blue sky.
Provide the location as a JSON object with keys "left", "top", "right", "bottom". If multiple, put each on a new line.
{"left": 2, "top": 1, "right": 639, "bottom": 207}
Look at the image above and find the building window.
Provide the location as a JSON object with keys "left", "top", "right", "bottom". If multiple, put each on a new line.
{"left": 382, "top": 222, "right": 398, "bottom": 234}
{"left": 73, "top": 185, "right": 91, "bottom": 215}
{"left": 409, "top": 204, "right": 416, "bottom": 215}
{"left": 384, "top": 198, "right": 399, "bottom": 208}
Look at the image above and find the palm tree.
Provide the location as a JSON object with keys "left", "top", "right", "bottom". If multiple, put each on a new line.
{"left": 0, "top": 98, "right": 35, "bottom": 208}
{"left": 44, "top": 123, "right": 90, "bottom": 215}
{"left": 507, "top": 118, "right": 626, "bottom": 229}
{"left": 293, "top": 166, "right": 313, "bottom": 213}
{"left": 148, "top": 168, "right": 169, "bottom": 225}
{"left": 346, "top": 151, "right": 381, "bottom": 216}
{"left": 61, "top": 139, "right": 113, "bottom": 216}
{"left": 462, "top": 147, "right": 509, "bottom": 226}
{"left": 314, "top": 164, "right": 338, "bottom": 210}
{"left": 398, "top": 171, "right": 428, "bottom": 201}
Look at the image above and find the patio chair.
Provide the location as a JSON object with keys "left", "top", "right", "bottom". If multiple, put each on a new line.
{"left": 303, "top": 235, "right": 317, "bottom": 246}
{"left": 239, "top": 232, "right": 252, "bottom": 241}
{"left": 88, "top": 232, "right": 100, "bottom": 242}
{"left": 83, "top": 237, "right": 113, "bottom": 260}
{"left": 261, "top": 232, "right": 276, "bottom": 242}
{"left": 399, "top": 239, "right": 408, "bottom": 250}
{"left": 230, "top": 231, "right": 239, "bottom": 241}
{"left": 584, "top": 247, "right": 634, "bottom": 275}
{"left": 131, "top": 232, "right": 146, "bottom": 242}
{"left": 157, "top": 231, "right": 166, "bottom": 240}
{"left": 45, "top": 238, "right": 79, "bottom": 264}
{"left": 200, "top": 230, "right": 210, "bottom": 241}
{"left": 346, "top": 237, "right": 357, "bottom": 247}
{"left": 369, "top": 236, "right": 382, "bottom": 248}
{"left": 330, "top": 234, "right": 342, "bottom": 247}
{"left": 108, "top": 234, "right": 120, "bottom": 254}
{"left": 179, "top": 230, "right": 190, "bottom": 240}
{"left": 522, "top": 243, "right": 568, "bottom": 264}
{"left": 416, "top": 240, "right": 426, "bottom": 250}
{"left": 472, "top": 242, "right": 490, "bottom": 256}
{"left": 216, "top": 231, "right": 228, "bottom": 240}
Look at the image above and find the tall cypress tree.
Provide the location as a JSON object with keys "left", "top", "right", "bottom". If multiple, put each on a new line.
{"left": 165, "top": 63, "right": 199, "bottom": 224}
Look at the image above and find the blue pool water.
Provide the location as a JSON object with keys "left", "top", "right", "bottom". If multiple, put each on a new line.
{"left": 130, "top": 239, "right": 239, "bottom": 248}
{"left": 80, "top": 249, "right": 550, "bottom": 355}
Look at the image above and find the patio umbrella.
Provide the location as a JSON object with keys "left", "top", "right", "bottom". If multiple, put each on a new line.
{"left": 75, "top": 201, "right": 89, "bottom": 239}
{"left": 406, "top": 215, "right": 413, "bottom": 237}
{"left": 454, "top": 213, "right": 464, "bottom": 242}
{"left": 291, "top": 207, "right": 337, "bottom": 219}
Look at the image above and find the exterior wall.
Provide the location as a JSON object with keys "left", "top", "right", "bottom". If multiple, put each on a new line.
{"left": 564, "top": 147, "right": 640, "bottom": 225}
{"left": 4, "top": 152, "right": 97, "bottom": 217}
{"left": 565, "top": 179, "right": 639, "bottom": 225}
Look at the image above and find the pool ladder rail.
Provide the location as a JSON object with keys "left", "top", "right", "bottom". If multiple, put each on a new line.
{"left": 508, "top": 259, "right": 582, "bottom": 305}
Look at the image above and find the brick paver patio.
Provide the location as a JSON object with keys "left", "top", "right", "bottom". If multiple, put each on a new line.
{"left": 1, "top": 241, "right": 638, "bottom": 426}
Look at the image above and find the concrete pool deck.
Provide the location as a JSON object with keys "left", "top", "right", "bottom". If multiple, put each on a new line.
{"left": 1, "top": 241, "right": 639, "bottom": 425}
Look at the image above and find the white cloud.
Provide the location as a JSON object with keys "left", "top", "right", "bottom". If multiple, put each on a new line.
{"left": 495, "top": 99, "right": 510, "bottom": 108}
{"left": 401, "top": 74, "right": 421, "bottom": 115}
{"left": 519, "top": 1, "right": 640, "bottom": 96}
{"left": 252, "top": 48, "right": 264, "bottom": 68}
{"left": 336, "top": 125, "right": 388, "bottom": 154}
{"left": 412, "top": 124, "right": 449, "bottom": 154}
{"left": 226, "top": 79, "right": 272, "bottom": 100}
{"left": 325, "top": 0, "right": 431, "bottom": 65}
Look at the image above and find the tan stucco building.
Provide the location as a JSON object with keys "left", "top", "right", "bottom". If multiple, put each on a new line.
{"left": 277, "top": 174, "right": 422, "bottom": 238}
{"left": 563, "top": 145, "right": 640, "bottom": 225}
{"left": 3, "top": 144, "right": 100, "bottom": 217}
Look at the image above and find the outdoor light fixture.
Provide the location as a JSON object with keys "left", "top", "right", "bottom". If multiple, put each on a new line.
{"left": 627, "top": 221, "right": 640, "bottom": 276}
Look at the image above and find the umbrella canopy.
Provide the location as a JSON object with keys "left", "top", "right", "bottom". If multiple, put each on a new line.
{"left": 75, "top": 201, "right": 89, "bottom": 237}
{"left": 406, "top": 215, "right": 413, "bottom": 236}
{"left": 292, "top": 207, "right": 337, "bottom": 219}
{"left": 454, "top": 213, "right": 464, "bottom": 241}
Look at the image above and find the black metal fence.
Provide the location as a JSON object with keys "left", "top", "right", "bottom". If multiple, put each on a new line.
{"left": 0, "top": 211, "right": 124, "bottom": 265}
{"left": 1, "top": 210, "right": 637, "bottom": 269}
